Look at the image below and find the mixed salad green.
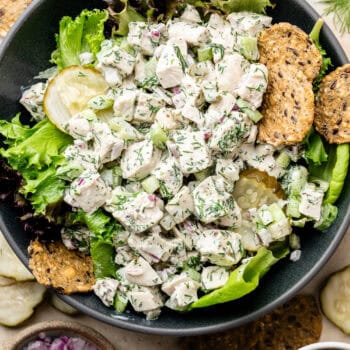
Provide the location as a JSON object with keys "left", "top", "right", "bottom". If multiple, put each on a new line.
{"left": 0, "top": 0, "right": 348, "bottom": 319}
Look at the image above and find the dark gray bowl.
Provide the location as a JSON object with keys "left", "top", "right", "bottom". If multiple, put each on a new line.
{"left": 0, "top": 0, "right": 349, "bottom": 336}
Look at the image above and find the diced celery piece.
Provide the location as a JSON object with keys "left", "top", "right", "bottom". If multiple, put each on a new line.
{"left": 114, "top": 293, "right": 128, "bottom": 313}
{"left": 236, "top": 98, "right": 263, "bottom": 122}
{"left": 289, "top": 233, "right": 301, "bottom": 250}
{"left": 88, "top": 95, "right": 114, "bottom": 110}
{"left": 198, "top": 47, "right": 213, "bottom": 62}
{"left": 240, "top": 36, "right": 259, "bottom": 61}
{"left": 101, "top": 167, "right": 122, "bottom": 187}
{"left": 276, "top": 151, "right": 291, "bottom": 169}
{"left": 150, "top": 123, "right": 167, "bottom": 149}
{"left": 145, "top": 57, "right": 158, "bottom": 77}
{"left": 268, "top": 203, "right": 286, "bottom": 222}
{"left": 194, "top": 168, "right": 212, "bottom": 182}
{"left": 120, "top": 38, "right": 137, "bottom": 56}
{"left": 286, "top": 198, "right": 301, "bottom": 218}
{"left": 291, "top": 217, "right": 309, "bottom": 228}
{"left": 109, "top": 117, "right": 140, "bottom": 141}
{"left": 184, "top": 268, "right": 201, "bottom": 282}
{"left": 142, "top": 175, "right": 160, "bottom": 194}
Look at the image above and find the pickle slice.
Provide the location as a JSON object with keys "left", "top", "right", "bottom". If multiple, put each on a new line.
{"left": 50, "top": 293, "right": 78, "bottom": 315}
{"left": 0, "top": 282, "right": 46, "bottom": 326}
{"left": 320, "top": 265, "right": 350, "bottom": 334}
{"left": 233, "top": 169, "right": 286, "bottom": 251}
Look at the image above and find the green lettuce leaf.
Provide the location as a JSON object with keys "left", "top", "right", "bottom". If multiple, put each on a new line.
{"left": 51, "top": 9, "right": 108, "bottom": 70}
{"left": 190, "top": 247, "right": 289, "bottom": 309}
{"left": 67, "top": 209, "right": 123, "bottom": 279}
{"left": 0, "top": 114, "right": 43, "bottom": 146}
{"left": 310, "top": 144, "right": 350, "bottom": 204}
{"left": 0, "top": 117, "right": 72, "bottom": 216}
{"left": 303, "top": 127, "right": 328, "bottom": 166}
{"left": 211, "top": 0, "right": 272, "bottom": 14}
{"left": 309, "top": 19, "right": 333, "bottom": 92}
{"left": 91, "top": 241, "right": 117, "bottom": 279}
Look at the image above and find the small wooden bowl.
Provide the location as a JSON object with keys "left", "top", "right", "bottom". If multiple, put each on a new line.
{"left": 4, "top": 320, "right": 115, "bottom": 350}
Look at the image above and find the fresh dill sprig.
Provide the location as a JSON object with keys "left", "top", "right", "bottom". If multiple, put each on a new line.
{"left": 320, "top": 0, "right": 350, "bottom": 34}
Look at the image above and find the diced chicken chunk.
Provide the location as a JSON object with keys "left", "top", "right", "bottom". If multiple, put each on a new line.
{"left": 165, "top": 186, "right": 194, "bottom": 224}
{"left": 64, "top": 171, "right": 108, "bottom": 213}
{"left": 201, "top": 266, "right": 229, "bottom": 290}
{"left": 173, "top": 130, "right": 211, "bottom": 174}
{"left": 209, "top": 112, "right": 251, "bottom": 153}
{"left": 195, "top": 229, "right": 243, "bottom": 267}
{"left": 128, "top": 285, "right": 164, "bottom": 313}
{"left": 227, "top": 12, "right": 272, "bottom": 37}
{"left": 134, "top": 92, "right": 165, "bottom": 123}
{"left": 216, "top": 54, "right": 248, "bottom": 94}
{"left": 120, "top": 140, "right": 161, "bottom": 180}
{"left": 65, "top": 109, "right": 95, "bottom": 141}
{"left": 180, "top": 5, "right": 202, "bottom": 24}
{"left": 192, "top": 175, "right": 233, "bottom": 223}
{"left": 161, "top": 273, "right": 194, "bottom": 296}
{"left": 125, "top": 257, "right": 162, "bottom": 286}
{"left": 155, "top": 108, "right": 183, "bottom": 131}
{"left": 168, "top": 22, "right": 209, "bottom": 46}
{"left": 20, "top": 82, "right": 46, "bottom": 121}
{"left": 92, "top": 122, "right": 124, "bottom": 164}
{"left": 215, "top": 158, "right": 242, "bottom": 183}
{"left": 299, "top": 183, "right": 324, "bottom": 221}
{"left": 105, "top": 190, "right": 164, "bottom": 233}
{"left": 152, "top": 155, "right": 183, "bottom": 198}
{"left": 113, "top": 89, "right": 139, "bottom": 121}
{"left": 165, "top": 280, "right": 200, "bottom": 310}
{"left": 93, "top": 278, "right": 119, "bottom": 307}
{"left": 235, "top": 64, "right": 268, "bottom": 110}
{"left": 156, "top": 45, "right": 184, "bottom": 89}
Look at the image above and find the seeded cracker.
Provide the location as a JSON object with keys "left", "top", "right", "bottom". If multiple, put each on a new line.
{"left": 28, "top": 239, "right": 95, "bottom": 294}
{"left": 0, "top": 0, "right": 32, "bottom": 37}
{"left": 258, "top": 22, "right": 322, "bottom": 82}
{"left": 258, "top": 64, "right": 314, "bottom": 146}
{"left": 314, "top": 64, "right": 350, "bottom": 144}
{"left": 183, "top": 295, "right": 322, "bottom": 350}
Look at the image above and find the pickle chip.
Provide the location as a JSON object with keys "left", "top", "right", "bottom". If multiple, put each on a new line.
{"left": 183, "top": 295, "right": 322, "bottom": 350}
{"left": 320, "top": 265, "right": 350, "bottom": 334}
{"left": 28, "top": 239, "right": 95, "bottom": 294}
{"left": 0, "top": 281, "right": 46, "bottom": 327}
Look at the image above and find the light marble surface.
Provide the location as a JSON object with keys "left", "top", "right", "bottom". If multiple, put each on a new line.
{"left": 1, "top": 0, "right": 350, "bottom": 349}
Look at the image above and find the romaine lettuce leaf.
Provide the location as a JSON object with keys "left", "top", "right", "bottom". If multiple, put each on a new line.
{"left": 309, "top": 19, "right": 333, "bottom": 92}
{"left": 67, "top": 209, "right": 123, "bottom": 278}
{"left": 310, "top": 144, "right": 350, "bottom": 204}
{"left": 190, "top": 247, "right": 289, "bottom": 309}
{"left": 51, "top": 9, "right": 108, "bottom": 70}
{"left": 303, "top": 127, "right": 328, "bottom": 166}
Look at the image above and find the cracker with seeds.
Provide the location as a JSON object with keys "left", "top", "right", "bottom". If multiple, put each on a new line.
{"left": 0, "top": 0, "right": 32, "bottom": 37}
{"left": 28, "top": 239, "right": 95, "bottom": 294}
{"left": 258, "top": 22, "right": 322, "bottom": 82}
{"left": 183, "top": 295, "right": 322, "bottom": 350}
{"left": 258, "top": 64, "right": 314, "bottom": 146}
{"left": 314, "top": 64, "right": 350, "bottom": 144}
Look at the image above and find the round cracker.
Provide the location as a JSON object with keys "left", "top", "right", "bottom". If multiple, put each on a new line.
{"left": 258, "top": 63, "right": 314, "bottom": 147}
{"left": 314, "top": 64, "right": 350, "bottom": 144}
{"left": 28, "top": 239, "right": 95, "bottom": 294}
{"left": 0, "top": 0, "right": 32, "bottom": 37}
{"left": 182, "top": 295, "right": 322, "bottom": 350}
{"left": 258, "top": 22, "right": 322, "bottom": 82}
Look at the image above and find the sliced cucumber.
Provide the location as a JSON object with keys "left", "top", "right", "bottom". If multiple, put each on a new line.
{"left": 50, "top": 293, "right": 79, "bottom": 315}
{"left": 320, "top": 265, "right": 350, "bottom": 334}
{"left": 0, "top": 282, "right": 46, "bottom": 326}
{"left": 0, "top": 233, "right": 34, "bottom": 281}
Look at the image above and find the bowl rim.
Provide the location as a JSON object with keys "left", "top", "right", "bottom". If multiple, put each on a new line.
{"left": 0, "top": 0, "right": 349, "bottom": 336}
{"left": 298, "top": 342, "right": 350, "bottom": 350}
{"left": 3, "top": 320, "right": 115, "bottom": 350}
